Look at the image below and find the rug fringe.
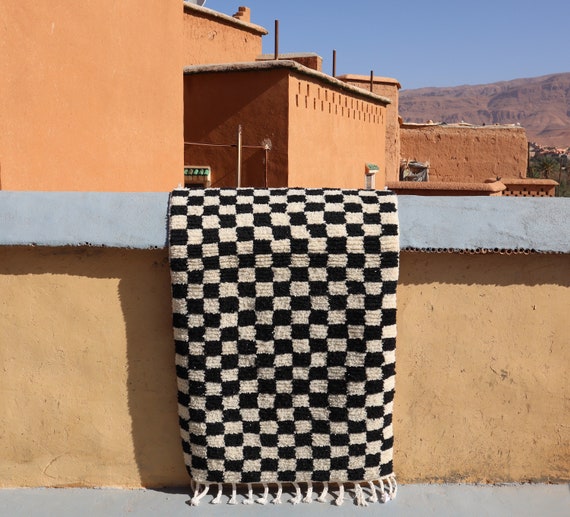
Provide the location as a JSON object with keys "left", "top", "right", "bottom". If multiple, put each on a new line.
{"left": 317, "top": 481, "right": 328, "bottom": 502}
{"left": 228, "top": 482, "right": 238, "bottom": 505}
{"left": 273, "top": 482, "right": 283, "bottom": 505}
{"left": 188, "top": 476, "right": 397, "bottom": 506}
{"left": 290, "top": 482, "right": 302, "bottom": 505}
{"left": 243, "top": 483, "right": 255, "bottom": 505}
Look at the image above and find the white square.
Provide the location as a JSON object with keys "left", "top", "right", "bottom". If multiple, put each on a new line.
{"left": 277, "top": 434, "right": 295, "bottom": 447}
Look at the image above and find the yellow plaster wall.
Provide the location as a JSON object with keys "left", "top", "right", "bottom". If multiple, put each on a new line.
{"left": 0, "top": 247, "right": 187, "bottom": 487}
{"left": 396, "top": 252, "right": 570, "bottom": 483}
{"left": 0, "top": 247, "right": 568, "bottom": 487}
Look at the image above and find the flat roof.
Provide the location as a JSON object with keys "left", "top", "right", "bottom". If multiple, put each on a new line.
{"left": 183, "top": 2, "right": 268, "bottom": 36}
{"left": 387, "top": 181, "right": 506, "bottom": 194}
{"left": 401, "top": 122, "right": 526, "bottom": 130}
{"left": 337, "top": 74, "right": 402, "bottom": 89}
{"left": 257, "top": 52, "right": 323, "bottom": 60}
{"left": 184, "top": 60, "right": 392, "bottom": 106}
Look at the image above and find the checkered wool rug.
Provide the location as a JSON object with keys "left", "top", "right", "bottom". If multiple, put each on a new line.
{"left": 169, "top": 188, "right": 399, "bottom": 506}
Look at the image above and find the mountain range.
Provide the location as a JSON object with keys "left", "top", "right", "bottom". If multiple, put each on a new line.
{"left": 399, "top": 72, "right": 570, "bottom": 148}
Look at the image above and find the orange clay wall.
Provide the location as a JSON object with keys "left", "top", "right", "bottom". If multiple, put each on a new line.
{"left": 0, "top": 1, "right": 183, "bottom": 191}
{"left": 338, "top": 76, "right": 401, "bottom": 183}
{"left": 287, "top": 75, "right": 386, "bottom": 190}
{"left": 400, "top": 125, "right": 528, "bottom": 183}
{"left": 1, "top": 247, "right": 568, "bottom": 487}
{"left": 182, "top": 7, "right": 265, "bottom": 66}
{"left": 183, "top": 70, "right": 290, "bottom": 188}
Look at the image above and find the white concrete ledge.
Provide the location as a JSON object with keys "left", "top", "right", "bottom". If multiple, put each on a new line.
{"left": 0, "top": 485, "right": 568, "bottom": 516}
{"left": 0, "top": 192, "right": 169, "bottom": 249}
{"left": 398, "top": 196, "right": 570, "bottom": 253}
{"left": 0, "top": 192, "right": 569, "bottom": 253}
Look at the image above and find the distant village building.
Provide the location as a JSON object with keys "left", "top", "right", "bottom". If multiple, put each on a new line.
{"left": 388, "top": 122, "right": 557, "bottom": 196}
{"left": 399, "top": 122, "right": 528, "bottom": 183}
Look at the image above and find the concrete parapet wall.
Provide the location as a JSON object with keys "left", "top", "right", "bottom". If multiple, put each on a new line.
{"left": 2, "top": 193, "right": 568, "bottom": 253}
{"left": 0, "top": 193, "right": 569, "bottom": 488}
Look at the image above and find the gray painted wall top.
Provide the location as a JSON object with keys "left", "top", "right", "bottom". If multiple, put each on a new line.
{"left": 0, "top": 192, "right": 568, "bottom": 253}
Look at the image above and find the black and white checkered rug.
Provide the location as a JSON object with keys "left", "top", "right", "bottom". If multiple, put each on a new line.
{"left": 169, "top": 188, "right": 399, "bottom": 506}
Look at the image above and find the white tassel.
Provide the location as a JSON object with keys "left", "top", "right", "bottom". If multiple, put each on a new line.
{"left": 272, "top": 482, "right": 283, "bottom": 504}
{"left": 368, "top": 480, "right": 379, "bottom": 503}
{"left": 391, "top": 476, "right": 398, "bottom": 499}
{"left": 335, "top": 483, "right": 345, "bottom": 506}
{"left": 386, "top": 477, "right": 393, "bottom": 501}
{"left": 191, "top": 481, "right": 200, "bottom": 501}
{"left": 303, "top": 481, "right": 313, "bottom": 503}
{"left": 354, "top": 483, "right": 368, "bottom": 507}
{"left": 290, "top": 482, "right": 303, "bottom": 505}
{"left": 257, "top": 483, "right": 269, "bottom": 505}
{"left": 190, "top": 483, "right": 210, "bottom": 506}
{"left": 317, "top": 482, "right": 329, "bottom": 503}
{"left": 243, "top": 483, "right": 255, "bottom": 505}
{"left": 211, "top": 483, "right": 223, "bottom": 504}
{"left": 228, "top": 483, "right": 238, "bottom": 505}
{"left": 386, "top": 476, "right": 396, "bottom": 501}
{"left": 379, "top": 479, "right": 388, "bottom": 503}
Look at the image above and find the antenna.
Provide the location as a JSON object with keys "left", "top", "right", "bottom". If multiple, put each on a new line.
{"left": 186, "top": 0, "right": 206, "bottom": 6}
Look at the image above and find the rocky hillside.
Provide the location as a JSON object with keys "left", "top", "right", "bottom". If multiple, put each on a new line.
{"left": 399, "top": 73, "right": 570, "bottom": 147}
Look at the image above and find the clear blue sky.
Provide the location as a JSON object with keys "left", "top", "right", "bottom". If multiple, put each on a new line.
{"left": 204, "top": 0, "right": 570, "bottom": 90}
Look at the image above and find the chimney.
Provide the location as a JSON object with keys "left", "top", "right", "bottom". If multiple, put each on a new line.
{"left": 233, "top": 6, "right": 251, "bottom": 23}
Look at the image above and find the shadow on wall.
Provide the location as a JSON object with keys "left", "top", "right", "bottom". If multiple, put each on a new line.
{"left": 399, "top": 252, "right": 570, "bottom": 288}
{"left": 0, "top": 247, "right": 188, "bottom": 488}
{"left": 117, "top": 248, "right": 190, "bottom": 487}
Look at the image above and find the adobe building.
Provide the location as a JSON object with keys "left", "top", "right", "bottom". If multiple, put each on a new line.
{"left": 183, "top": 61, "right": 390, "bottom": 189}
{"left": 183, "top": 4, "right": 267, "bottom": 66}
{"left": 0, "top": 0, "right": 183, "bottom": 191}
{"left": 399, "top": 122, "right": 529, "bottom": 183}
{"left": 0, "top": 1, "right": 267, "bottom": 191}
{"left": 337, "top": 75, "right": 402, "bottom": 183}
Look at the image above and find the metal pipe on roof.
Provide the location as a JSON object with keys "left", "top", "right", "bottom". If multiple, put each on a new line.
{"left": 274, "top": 20, "right": 279, "bottom": 60}
{"left": 370, "top": 70, "right": 374, "bottom": 92}
{"left": 332, "top": 49, "right": 337, "bottom": 77}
